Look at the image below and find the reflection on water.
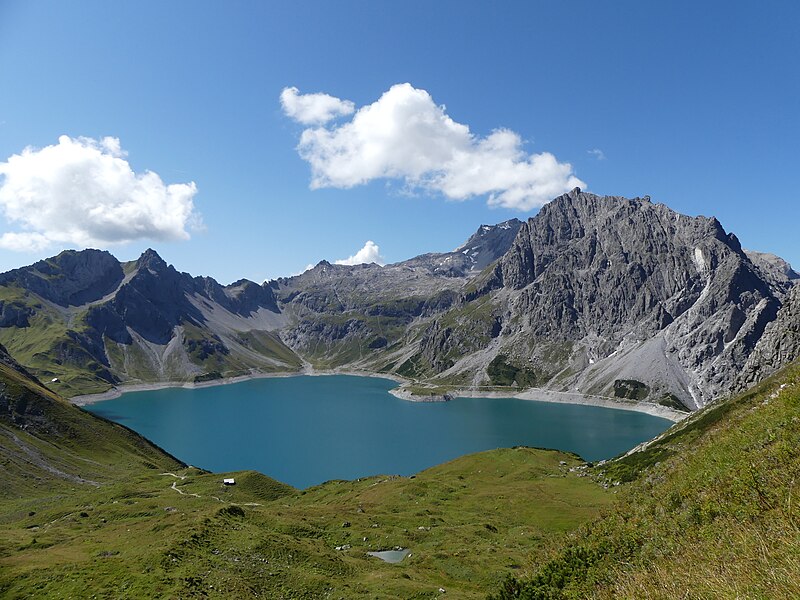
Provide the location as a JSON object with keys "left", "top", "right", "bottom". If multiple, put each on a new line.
{"left": 368, "top": 548, "right": 411, "bottom": 563}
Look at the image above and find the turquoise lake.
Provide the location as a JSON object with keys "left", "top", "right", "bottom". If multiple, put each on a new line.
{"left": 86, "top": 375, "right": 672, "bottom": 489}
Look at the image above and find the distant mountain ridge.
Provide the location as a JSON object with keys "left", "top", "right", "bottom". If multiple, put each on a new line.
{"left": 382, "top": 218, "right": 522, "bottom": 277}
{"left": 0, "top": 189, "right": 796, "bottom": 410}
{"left": 0, "top": 247, "right": 293, "bottom": 393}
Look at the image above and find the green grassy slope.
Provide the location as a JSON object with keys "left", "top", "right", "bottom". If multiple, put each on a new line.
{"left": 0, "top": 446, "right": 611, "bottom": 599}
{"left": 490, "top": 360, "right": 800, "bottom": 599}
{"left": 0, "top": 286, "right": 115, "bottom": 396}
{"left": 0, "top": 360, "right": 182, "bottom": 500}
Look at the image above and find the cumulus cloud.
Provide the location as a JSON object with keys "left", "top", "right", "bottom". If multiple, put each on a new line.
{"left": 281, "top": 83, "right": 585, "bottom": 211}
{"left": 0, "top": 135, "right": 199, "bottom": 251}
{"left": 284, "top": 240, "right": 384, "bottom": 277}
{"left": 334, "top": 240, "right": 384, "bottom": 266}
{"left": 588, "top": 148, "right": 606, "bottom": 160}
{"left": 280, "top": 86, "right": 355, "bottom": 125}
{"left": 0, "top": 232, "right": 51, "bottom": 252}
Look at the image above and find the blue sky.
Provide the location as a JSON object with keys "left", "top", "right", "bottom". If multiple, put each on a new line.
{"left": 0, "top": 1, "right": 797, "bottom": 283}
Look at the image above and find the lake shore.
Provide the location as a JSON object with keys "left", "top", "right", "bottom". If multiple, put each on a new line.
{"left": 70, "top": 367, "right": 688, "bottom": 422}
{"left": 389, "top": 386, "right": 688, "bottom": 422}
{"left": 69, "top": 367, "right": 406, "bottom": 406}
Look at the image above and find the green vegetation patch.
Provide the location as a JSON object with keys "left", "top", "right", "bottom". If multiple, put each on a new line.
{"left": 396, "top": 352, "right": 431, "bottom": 379}
{"left": 295, "top": 312, "right": 412, "bottom": 369}
{"left": 657, "top": 393, "right": 689, "bottom": 411}
{"left": 181, "top": 322, "right": 229, "bottom": 363}
{"left": 406, "top": 384, "right": 452, "bottom": 397}
{"left": 612, "top": 379, "right": 650, "bottom": 401}
{"left": 193, "top": 371, "right": 222, "bottom": 383}
{"left": 491, "top": 361, "right": 800, "bottom": 599}
{"left": 0, "top": 297, "right": 115, "bottom": 396}
{"left": 234, "top": 330, "right": 302, "bottom": 369}
{"left": 487, "top": 354, "right": 538, "bottom": 387}
{"left": 0, "top": 439, "right": 609, "bottom": 598}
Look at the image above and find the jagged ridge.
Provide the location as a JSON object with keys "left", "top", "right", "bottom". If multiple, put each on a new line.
{"left": 0, "top": 249, "right": 296, "bottom": 395}
{"left": 0, "top": 191, "right": 795, "bottom": 410}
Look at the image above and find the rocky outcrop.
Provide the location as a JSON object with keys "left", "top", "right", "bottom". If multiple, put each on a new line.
{"left": 218, "top": 279, "right": 279, "bottom": 315}
{"left": 0, "top": 301, "right": 33, "bottom": 328}
{"left": 456, "top": 219, "right": 524, "bottom": 271}
{"left": 0, "top": 249, "right": 123, "bottom": 306}
{"left": 421, "top": 189, "right": 787, "bottom": 407}
{"left": 395, "top": 219, "right": 522, "bottom": 277}
{"left": 79, "top": 248, "right": 280, "bottom": 347}
{"left": 271, "top": 257, "right": 472, "bottom": 365}
{"left": 744, "top": 249, "right": 799, "bottom": 291}
{"left": 268, "top": 221, "right": 523, "bottom": 362}
{"left": 737, "top": 283, "right": 800, "bottom": 390}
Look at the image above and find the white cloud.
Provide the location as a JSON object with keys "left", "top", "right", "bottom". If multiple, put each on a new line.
{"left": 0, "top": 135, "right": 199, "bottom": 251}
{"left": 588, "top": 148, "right": 606, "bottom": 160}
{"left": 282, "top": 83, "right": 585, "bottom": 211}
{"left": 280, "top": 86, "right": 355, "bottom": 125}
{"left": 279, "top": 240, "right": 385, "bottom": 278}
{"left": 335, "top": 240, "right": 384, "bottom": 266}
{"left": 0, "top": 232, "right": 51, "bottom": 252}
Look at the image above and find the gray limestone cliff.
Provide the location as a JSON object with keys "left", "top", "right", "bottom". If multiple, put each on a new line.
{"left": 737, "top": 283, "right": 800, "bottom": 390}
{"left": 408, "top": 190, "right": 789, "bottom": 408}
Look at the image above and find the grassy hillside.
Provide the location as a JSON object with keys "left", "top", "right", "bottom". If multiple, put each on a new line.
{"left": 490, "top": 359, "right": 800, "bottom": 599}
{"left": 0, "top": 286, "right": 116, "bottom": 396}
{"left": 0, "top": 449, "right": 611, "bottom": 599}
{"left": 0, "top": 358, "right": 182, "bottom": 501}
{"left": 0, "top": 345, "right": 612, "bottom": 598}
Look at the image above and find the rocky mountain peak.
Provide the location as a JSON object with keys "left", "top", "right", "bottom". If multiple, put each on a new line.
{"left": 0, "top": 248, "right": 123, "bottom": 307}
{"left": 744, "top": 250, "right": 799, "bottom": 290}
{"left": 222, "top": 278, "right": 279, "bottom": 314}
{"left": 454, "top": 218, "right": 523, "bottom": 272}
{"left": 136, "top": 248, "right": 168, "bottom": 272}
{"left": 392, "top": 217, "right": 524, "bottom": 278}
{"left": 500, "top": 190, "right": 751, "bottom": 291}
{"left": 488, "top": 190, "right": 782, "bottom": 406}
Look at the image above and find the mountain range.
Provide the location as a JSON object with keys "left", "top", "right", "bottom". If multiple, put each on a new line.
{"left": 0, "top": 188, "right": 797, "bottom": 412}
{"left": 2, "top": 269, "right": 798, "bottom": 598}
{"left": 2, "top": 189, "right": 800, "bottom": 598}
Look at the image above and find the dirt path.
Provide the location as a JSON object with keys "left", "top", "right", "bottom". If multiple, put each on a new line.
{"left": 160, "top": 472, "right": 261, "bottom": 506}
